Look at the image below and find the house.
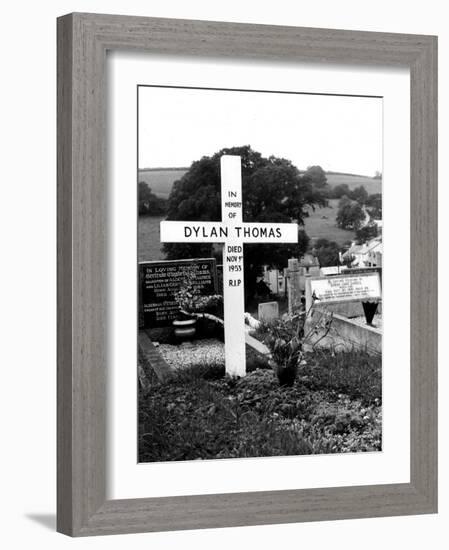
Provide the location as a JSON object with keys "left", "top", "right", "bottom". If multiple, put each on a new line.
{"left": 366, "top": 238, "right": 382, "bottom": 267}
{"left": 343, "top": 236, "right": 382, "bottom": 268}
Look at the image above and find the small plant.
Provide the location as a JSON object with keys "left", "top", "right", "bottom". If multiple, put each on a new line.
{"left": 257, "top": 307, "right": 334, "bottom": 387}
{"left": 174, "top": 268, "right": 223, "bottom": 321}
{"left": 257, "top": 316, "right": 304, "bottom": 386}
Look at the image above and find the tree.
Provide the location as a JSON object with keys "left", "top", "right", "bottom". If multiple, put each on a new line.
{"left": 138, "top": 182, "right": 167, "bottom": 216}
{"left": 355, "top": 224, "right": 378, "bottom": 244}
{"left": 336, "top": 195, "right": 365, "bottom": 230}
{"left": 303, "top": 165, "right": 332, "bottom": 200}
{"left": 365, "top": 193, "right": 382, "bottom": 219}
{"left": 163, "top": 146, "right": 326, "bottom": 301}
{"left": 342, "top": 253, "right": 356, "bottom": 268}
{"left": 313, "top": 238, "right": 340, "bottom": 267}
{"left": 304, "top": 165, "right": 327, "bottom": 188}
{"left": 331, "top": 183, "right": 351, "bottom": 199}
{"left": 350, "top": 185, "right": 368, "bottom": 205}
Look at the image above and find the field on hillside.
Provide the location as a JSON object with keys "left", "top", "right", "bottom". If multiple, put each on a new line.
{"left": 326, "top": 173, "right": 382, "bottom": 194}
{"left": 138, "top": 215, "right": 165, "bottom": 261}
{"left": 138, "top": 168, "right": 381, "bottom": 199}
{"left": 139, "top": 168, "right": 188, "bottom": 198}
{"left": 303, "top": 199, "right": 355, "bottom": 246}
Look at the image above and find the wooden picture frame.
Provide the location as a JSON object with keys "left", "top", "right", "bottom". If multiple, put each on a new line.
{"left": 57, "top": 12, "right": 437, "bottom": 536}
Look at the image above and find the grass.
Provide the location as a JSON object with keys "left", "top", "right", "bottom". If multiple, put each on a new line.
{"left": 303, "top": 198, "right": 355, "bottom": 246}
{"left": 299, "top": 349, "right": 381, "bottom": 406}
{"left": 138, "top": 215, "right": 219, "bottom": 261}
{"left": 138, "top": 348, "right": 382, "bottom": 462}
{"left": 138, "top": 215, "right": 165, "bottom": 261}
{"left": 325, "top": 173, "right": 381, "bottom": 194}
{"left": 138, "top": 168, "right": 188, "bottom": 199}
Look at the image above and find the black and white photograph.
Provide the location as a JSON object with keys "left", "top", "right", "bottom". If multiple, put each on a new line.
{"left": 0, "top": 0, "right": 443, "bottom": 544}
{"left": 137, "top": 85, "right": 383, "bottom": 462}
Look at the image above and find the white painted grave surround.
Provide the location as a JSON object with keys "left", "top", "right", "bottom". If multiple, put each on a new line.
{"left": 160, "top": 155, "right": 298, "bottom": 376}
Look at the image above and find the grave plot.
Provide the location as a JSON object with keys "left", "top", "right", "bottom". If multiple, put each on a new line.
{"left": 138, "top": 256, "right": 225, "bottom": 382}
{"left": 303, "top": 271, "right": 382, "bottom": 354}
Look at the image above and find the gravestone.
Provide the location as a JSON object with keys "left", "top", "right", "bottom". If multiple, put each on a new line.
{"left": 316, "top": 266, "right": 382, "bottom": 317}
{"left": 305, "top": 271, "right": 381, "bottom": 323}
{"left": 258, "top": 301, "right": 279, "bottom": 323}
{"left": 160, "top": 155, "right": 298, "bottom": 376}
{"left": 139, "top": 258, "right": 217, "bottom": 328}
{"left": 287, "top": 258, "right": 302, "bottom": 315}
{"left": 304, "top": 271, "right": 382, "bottom": 353}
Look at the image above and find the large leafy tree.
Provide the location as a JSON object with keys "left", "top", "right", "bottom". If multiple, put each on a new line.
{"left": 365, "top": 193, "right": 382, "bottom": 219}
{"left": 336, "top": 195, "right": 366, "bottom": 230}
{"left": 331, "top": 183, "right": 351, "bottom": 199}
{"left": 138, "top": 182, "right": 167, "bottom": 216}
{"left": 304, "top": 165, "right": 328, "bottom": 189}
{"left": 355, "top": 224, "right": 378, "bottom": 245}
{"left": 313, "top": 238, "right": 341, "bottom": 267}
{"left": 350, "top": 185, "right": 369, "bottom": 205}
{"left": 163, "top": 146, "right": 326, "bottom": 300}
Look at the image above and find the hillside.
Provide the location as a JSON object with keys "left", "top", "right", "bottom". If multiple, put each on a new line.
{"left": 324, "top": 173, "right": 381, "bottom": 194}
{"left": 138, "top": 167, "right": 381, "bottom": 199}
{"left": 302, "top": 199, "right": 355, "bottom": 246}
{"left": 138, "top": 168, "right": 188, "bottom": 199}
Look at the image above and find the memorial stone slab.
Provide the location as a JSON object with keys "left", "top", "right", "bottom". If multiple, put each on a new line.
{"left": 258, "top": 301, "right": 279, "bottom": 323}
{"left": 305, "top": 271, "right": 381, "bottom": 324}
{"left": 139, "top": 258, "right": 217, "bottom": 328}
{"left": 307, "top": 272, "right": 381, "bottom": 306}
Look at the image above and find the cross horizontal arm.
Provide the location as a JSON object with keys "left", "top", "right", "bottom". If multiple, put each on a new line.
{"left": 160, "top": 221, "right": 227, "bottom": 243}
{"left": 160, "top": 221, "right": 299, "bottom": 243}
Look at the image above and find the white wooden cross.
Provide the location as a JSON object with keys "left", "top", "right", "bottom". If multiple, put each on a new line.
{"left": 160, "top": 155, "right": 298, "bottom": 376}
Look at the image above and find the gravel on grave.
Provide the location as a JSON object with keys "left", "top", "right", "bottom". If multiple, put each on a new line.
{"left": 157, "top": 338, "right": 225, "bottom": 369}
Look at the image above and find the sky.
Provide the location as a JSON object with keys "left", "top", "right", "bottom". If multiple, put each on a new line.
{"left": 138, "top": 86, "right": 382, "bottom": 177}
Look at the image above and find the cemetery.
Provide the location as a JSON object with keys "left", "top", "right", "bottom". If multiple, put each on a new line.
{"left": 138, "top": 154, "right": 382, "bottom": 462}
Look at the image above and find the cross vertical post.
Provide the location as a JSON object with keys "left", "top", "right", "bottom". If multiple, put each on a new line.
{"left": 220, "top": 156, "right": 246, "bottom": 376}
